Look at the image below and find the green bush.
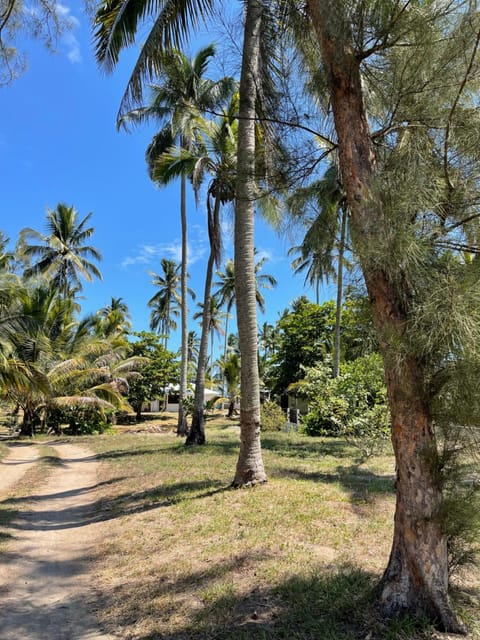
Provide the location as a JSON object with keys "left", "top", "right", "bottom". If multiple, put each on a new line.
{"left": 48, "top": 405, "right": 113, "bottom": 435}
{"left": 261, "top": 401, "right": 285, "bottom": 431}
{"left": 300, "top": 354, "right": 390, "bottom": 451}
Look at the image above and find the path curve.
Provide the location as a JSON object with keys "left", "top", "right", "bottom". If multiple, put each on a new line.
{"left": 0, "top": 443, "right": 41, "bottom": 494}
{"left": 0, "top": 442, "right": 117, "bottom": 639}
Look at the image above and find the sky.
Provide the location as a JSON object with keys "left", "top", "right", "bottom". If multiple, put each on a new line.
{"left": 0, "top": 5, "right": 334, "bottom": 358}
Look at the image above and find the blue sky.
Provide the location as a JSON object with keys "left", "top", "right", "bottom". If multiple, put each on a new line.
{"left": 0, "top": 6, "right": 332, "bottom": 356}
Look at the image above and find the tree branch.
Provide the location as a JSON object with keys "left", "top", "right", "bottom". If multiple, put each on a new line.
{"left": 443, "top": 24, "right": 480, "bottom": 192}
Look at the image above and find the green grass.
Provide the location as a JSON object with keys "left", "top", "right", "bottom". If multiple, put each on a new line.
{"left": 82, "top": 424, "right": 479, "bottom": 640}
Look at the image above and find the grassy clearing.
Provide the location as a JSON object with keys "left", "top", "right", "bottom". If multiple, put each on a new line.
{"left": 85, "top": 421, "right": 479, "bottom": 640}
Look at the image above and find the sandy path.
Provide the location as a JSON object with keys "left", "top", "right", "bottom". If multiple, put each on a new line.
{"left": 0, "top": 442, "right": 117, "bottom": 640}
{"left": 0, "top": 443, "right": 41, "bottom": 494}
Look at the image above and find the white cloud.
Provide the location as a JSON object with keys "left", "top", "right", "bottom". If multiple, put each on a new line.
{"left": 121, "top": 231, "right": 209, "bottom": 270}
{"left": 56, "top": 4, "right": 82, "bottom": 63}
{"left": 255, "top": 248, "right": 275, "bottom": 263}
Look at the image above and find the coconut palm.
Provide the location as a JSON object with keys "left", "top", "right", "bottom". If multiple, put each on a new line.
{"left": 97, "top": 297, "right": 132, "bottom": 339}
{"left": 194, "top": 295, "right": 225, "bottom": 367}
{"left": 154, "top": 95, "right": 238, "bottom": 444}
{"left": 0, "top": 232, "right": 14, "bottom": 272}
{"left": 94, "top": 0, "right": 278, "bottom": 481}
{"left": 258, "top": 321, "right": 277, "bottom": 360}
{"left": 148, "top": 258, "right": 181, "bottom": 349}
{"left": 17, "top": 203, "right": 102, "bottom": 299}
{"left": 224, "top": 352, "right": 240, "bottom": 418}
{"left": 287, "top": 164, "right": 349, "bottom": 377}
{"left": 214, "top": 253, "right": 277, "bottom": 393}
{"left": 118, "top": 45, "right": 233, "bottom": 436}
{"left": 0, "top": 281, "right": 138, "bottom": 435}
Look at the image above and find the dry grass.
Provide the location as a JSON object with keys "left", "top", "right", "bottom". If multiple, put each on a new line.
{"left": 82, "top": 420, "right": 479, "bottom": 640}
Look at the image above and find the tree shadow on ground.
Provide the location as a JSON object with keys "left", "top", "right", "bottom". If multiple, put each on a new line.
{"left": 105, "top": 564, "right": 433, "bottom": 640}
{"left": 261, "top": 435, "right": 359, "bottom": 460}
{"left": 92, "top": 447, "right": 173, "bottom": 461}
{"left": 271, "top": 464, "right": 395, "bottom": 504}
{"left": 2, "top": 479, "right": 231, "bottom": 531}
{"left": 0, "top": 549, "right": 114, "bottom": 639}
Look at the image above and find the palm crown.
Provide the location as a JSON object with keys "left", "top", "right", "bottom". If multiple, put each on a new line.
{"left": 18, "top": 203, "right": 102, "bottom": 299}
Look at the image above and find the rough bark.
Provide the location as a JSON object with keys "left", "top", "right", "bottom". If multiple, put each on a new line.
{"left": 307, "top": 0, "right": 465, "bottom": 632}
{"left": 232, "top": 0, "right": 267, "bottom": 487}
{"left": 177, "top": 173, "right": 189, "bottom": 436}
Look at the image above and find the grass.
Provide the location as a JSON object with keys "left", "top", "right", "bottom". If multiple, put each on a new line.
{"left": 79, "top": 420, "right": 479, "bottom": 640}
{"left": 0, "top": 418, "right": 477, "bottom": 638}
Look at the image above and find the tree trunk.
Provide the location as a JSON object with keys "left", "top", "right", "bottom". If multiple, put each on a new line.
{"left": 186, "top": 198, "right": 221, "bottom": 445}
{"left": 307, "top": 1, "right": 464, "bottom": 632}
{"left": 232, "top": 0, "right": 267, "bottom": 487}
{"left": 332, "top": 206, "right": 347, "bottom": 378}
{"left": 19, "top": 403, "right": 35, "bottom": 437}
{"left": 177, "top": 173, "right": 189, "bottom": 436}
{"left": 222, "top": 313, "right": 229, "bottom": 396}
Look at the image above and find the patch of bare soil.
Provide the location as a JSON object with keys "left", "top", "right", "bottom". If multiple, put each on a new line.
{"left": 0, "top": 443, "right": 41, "bottom": 493}
{"left": 0, "top": 442, "right": 118, "bottom": 639}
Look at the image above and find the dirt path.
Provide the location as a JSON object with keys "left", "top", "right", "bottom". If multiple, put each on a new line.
{"left": 0, "top": 442, "right": 41, "bottom": 493}
{"left": 0, "top": 442, "right": 117, "bottom": 639}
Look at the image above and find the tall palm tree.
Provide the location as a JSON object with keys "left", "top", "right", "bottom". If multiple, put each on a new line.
{"left": 194, "top": 295, "right": 225, "bottom": 368}
{"left": 94, "top": 0, "right": 277, "bottom": 481}
{"left": 187, "top": 329, "right": 200, "bottom": 377}
{"left": 232, "top": 0, "right": 269, "bottom": 486}
{"left": 214, "top": 253, "right": 277, "bottom": 393}
{"left": 148, "top": 258, "right": 181, "bottom": 349}
{"left": 118, "top": 45, "right": 233, "bottom": 436}
{"left": 287, "top": 164, "right": 348, "bottom": 377}
{"left": 18, "top": 203, "right": 102, "bottom": 300}
{"left": 154, "top": 94, "right": 237, "bottom": 444}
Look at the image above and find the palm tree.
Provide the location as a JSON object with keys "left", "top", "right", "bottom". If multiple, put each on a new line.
{"left": 94, "top": 0, "right": 276, "bottom": 480}
{"left": 148, "top": 258, "right": 181, "bottom": 349}
{"left": 0, "top": 280, "right": 138, "bottom": 435}
{"left": 224, "top": 352, "right": 240, "bottom": 418}
{"left": 118, "top": 45, "right": 233, "bottom": 436}
{"left": 258, "top": 321, "right": 276, "bottom": 360}
{"left": 18, "top": 203, "right": 102, "bottom": 299}
{"left": 0, "top": 232, "right": 14, "bottom": 272}
{"left": 231, "top": 0, "right": 269, "bottom": 486}
{"left": 214, "top": 253, "right": 277, "bottom": 394}
{"left": 287, "top": 164, "right": 348, "bottom": 377}
{"left": 194, "top": 295, "right": 225, "bottom": 368}
{"left": 187, "top": 329, "right": 200, "bottom": 383}
{"left": 154, "top": 95, "right": 238, "bottom": 444}
{"left": 97, "top": 296, "right": 132, "bottom": 339}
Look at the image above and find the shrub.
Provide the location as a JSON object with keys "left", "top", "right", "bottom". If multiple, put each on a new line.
{"left": 48, "top": 404, "right": 113, "bottom": 435}
{"left": 261, "top": 401, "right": 285, "bottom": 431}
{"left": 300, "top": 354, "right": 390, "bottom": 453}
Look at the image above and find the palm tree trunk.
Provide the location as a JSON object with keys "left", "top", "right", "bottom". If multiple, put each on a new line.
{"left": 332, "top": 206, "right": 347, "bottom": 378}
{"left": 177, "top": 173, "right": 189, "bottom": 436}
{"left": 187, "top": 198, "right": 221, "bottom": 445}
{"left": 308, "top": 1, "right": 464, "bottom": 631}
{"left": 232, "top": 0, "right": 267, "bottom": 487}
{"left": 222, "top": 313, "right": 229, "bottom": 396}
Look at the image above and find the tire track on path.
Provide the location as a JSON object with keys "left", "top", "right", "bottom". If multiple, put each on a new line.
{"left": 0, "top": 443, "right": 41, "bottom": 495}
{"left": 0, "top": 442, "right": 118, "bottom": 640}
